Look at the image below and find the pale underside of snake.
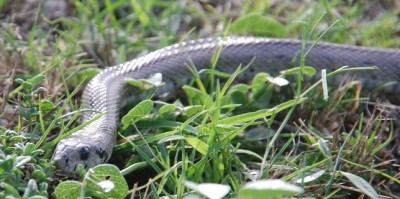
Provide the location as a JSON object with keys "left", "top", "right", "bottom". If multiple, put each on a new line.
{"left": 52, "top": 36, "right": 400, "bottom": 173}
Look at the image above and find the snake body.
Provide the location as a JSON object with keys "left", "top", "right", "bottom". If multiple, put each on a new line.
{"left": 52, "top": 36, "right": 400, "bottom": 173}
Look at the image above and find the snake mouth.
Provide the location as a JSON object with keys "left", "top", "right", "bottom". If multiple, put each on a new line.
{"left": 54, "top": 158, "right": 89, "bottom": 174}
{"left": 52, "top": 143, "right": 90, "bottom": 173}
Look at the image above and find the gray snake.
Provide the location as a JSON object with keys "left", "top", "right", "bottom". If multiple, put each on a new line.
{"left": 52, "top": 36, "right": 400, "bottom": 173}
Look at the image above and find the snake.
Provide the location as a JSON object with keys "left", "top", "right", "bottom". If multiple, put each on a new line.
{"left": 52, "top": 36, "right": 400, "bottom": 173}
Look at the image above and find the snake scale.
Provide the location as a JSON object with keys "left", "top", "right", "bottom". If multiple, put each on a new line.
{"left": 52, "top": 36, "right": 400, "bottom": 173}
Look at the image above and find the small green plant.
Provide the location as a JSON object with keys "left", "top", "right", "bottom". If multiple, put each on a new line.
{"left": 55, "top": 164, "right": 129, "bottom": 199}
{"left": 0, "top": 75, "right": 54, "bottom": 198}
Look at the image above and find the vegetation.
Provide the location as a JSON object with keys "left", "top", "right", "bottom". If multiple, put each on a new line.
{"left": 0, "top": 0, "right": 399, "bottom": 198}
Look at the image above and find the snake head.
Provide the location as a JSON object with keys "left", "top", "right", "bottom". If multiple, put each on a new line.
{"left": 52, "top": 132, "right": 110, "bottom": 173}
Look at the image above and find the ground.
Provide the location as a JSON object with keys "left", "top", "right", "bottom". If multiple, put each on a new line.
{"left": 0, "top": 0, "right": 399, "bottom": 198}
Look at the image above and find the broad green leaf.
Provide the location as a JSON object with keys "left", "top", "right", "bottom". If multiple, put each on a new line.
{"left": 86, "top": 164, "right": 129, "bottom": 199}
{"left": 22, "top": 81, "right": 33, "bottom": 91}
{"left": 0, "top": 157, "right": 14, "bottom": 178}
{"left": 239, "top": 180, "right": 303, "bottom": 199}
{"left": 31, "top": 170, "right": 47, "bottom": 182}
{"left": 340, "top": 171, "right": 379, "bottom": 199}
{"left": 121, "top": 99, "right": 154, "bottom": 126}
{"left": 186, "top": 137, "right": 208, "bottom": 155}
{"left": 159, "top": 104, "right": 176, "bottom": 115}
{"left": 77, "top": 68, "right": 101, "bottom": 82}
{"left": 23, "top": 143, "right": 36, "bottom": 155}
{"left": 27, "top": 74, "right": 45, "bottom": 87}
{"left": 252, "top": 73, "right": 270, "bottom": 95}
{"left": 55, "top": 181, "right": 81, "bottom": 199}
{"left": 39, "top": 100, "right": 54, "bottom": 112}
{"left": 230, "top": 13, "right": 288, "bottom": 37}
{"left": 228, "top": 84, "right": 250, "bottom": 104}
{"left": 125, "top": 78, "right": 144, "bottom": 88}
{"left": 229, "top": 91, "right": 248, "bottom": 105}
{"left": 228, "top": 83, "right": 250, "bottom": 94}
{"left": 2, "top": 182, "right": 21, "bottom": 197}
{"left": 14, "top": 78, "right": 24, "bottom": 85}
{"left": 183, "top": 86, "right": 213, "bottom": 108}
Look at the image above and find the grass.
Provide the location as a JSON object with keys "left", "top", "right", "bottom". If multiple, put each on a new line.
{"left": 1, "top": 0, "right": 400, "bottom": 198}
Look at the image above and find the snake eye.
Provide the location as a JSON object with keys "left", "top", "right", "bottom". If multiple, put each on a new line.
{"left": 79, "top": 147, "right": 90, "bottom": 161}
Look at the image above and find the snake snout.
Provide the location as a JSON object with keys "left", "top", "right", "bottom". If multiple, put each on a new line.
{"left": 53, "top": 138, "right": 111, "bottom": 173}
{"left": 52, "top": 138, "right": 93, "bottom": 173}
